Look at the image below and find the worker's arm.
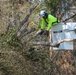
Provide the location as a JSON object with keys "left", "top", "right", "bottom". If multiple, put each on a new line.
{"left": 41, "top": 18, "right": 46, "bottom": 30}
{"left": 46, "top": 20, "right": 52, "bottom": 31}
{"left": 46, "top": 15, "right": 53, "bottom": 31}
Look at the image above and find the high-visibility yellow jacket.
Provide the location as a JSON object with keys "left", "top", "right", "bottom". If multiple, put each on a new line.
{"left": 41, "top": 14, "right": 60, "bottom": 31}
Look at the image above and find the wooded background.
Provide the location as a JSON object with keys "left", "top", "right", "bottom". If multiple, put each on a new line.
{"left": 0, "top": 0, "right": 76, "bottom": 75}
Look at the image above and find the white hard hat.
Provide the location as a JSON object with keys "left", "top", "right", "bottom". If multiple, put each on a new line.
{"left": 40, "top": 10, "right": 47, "bottom": 17}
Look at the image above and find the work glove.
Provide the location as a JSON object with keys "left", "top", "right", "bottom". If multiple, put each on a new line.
{"left": 39, "top": 30, "right": 44, "bottom": 35}
{"left": 44, "top": 30, "right": 49, "bottom": 36}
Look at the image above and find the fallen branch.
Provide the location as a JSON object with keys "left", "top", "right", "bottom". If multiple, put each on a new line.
{"left": 32, "top": 39, "right": 74, "bottom": 47}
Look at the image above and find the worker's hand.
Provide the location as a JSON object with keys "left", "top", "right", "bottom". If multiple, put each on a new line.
{"left": 44, "top": 30, "right": 49, "bottom": 36}
{"left": 39, "top": 30, "right": 44, "bottom": 35}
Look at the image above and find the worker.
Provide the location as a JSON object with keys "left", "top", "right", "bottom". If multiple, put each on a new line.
{"left": 37, "top": 10, "right": 60, "bottom": 36}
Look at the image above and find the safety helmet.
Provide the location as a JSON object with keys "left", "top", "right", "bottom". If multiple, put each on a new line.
{"left": 40, "top": 10, "right": 47, "bottom": 17}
